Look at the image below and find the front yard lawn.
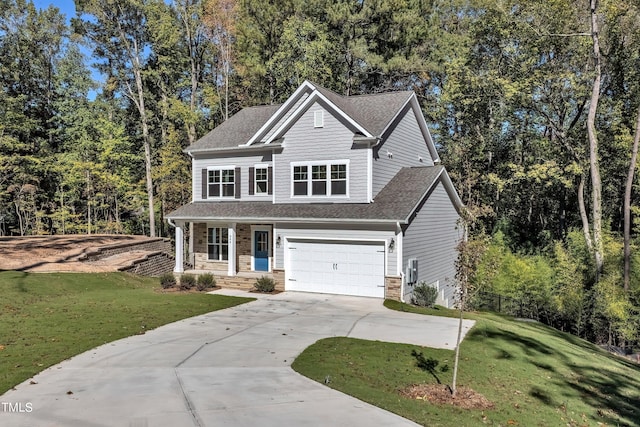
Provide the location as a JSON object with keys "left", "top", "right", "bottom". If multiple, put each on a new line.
{"left": 0, "top": 271, "right": 252, "bottom": 394}
{"left": 293, "top": 307, "right": 640, "bottom": 427}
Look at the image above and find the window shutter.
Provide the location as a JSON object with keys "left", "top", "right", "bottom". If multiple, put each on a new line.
{"left": 235, "top": 167, "right": 241, "bottom": 199}
{"left": 248, "top": 167, "right": 254, "bottom": 195}
{"left": 201, "top": 169, "right": 208, "bottom": 199}
{"left": 268, "top": 166, "right": 273, "bottom": 195}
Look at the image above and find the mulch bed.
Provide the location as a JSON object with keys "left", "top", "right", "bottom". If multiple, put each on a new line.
{"left": 156, "top": 286, "right": 221, "bottom": 293}
{"left": 399, "top": 383, "right": 494, "bottom": 410}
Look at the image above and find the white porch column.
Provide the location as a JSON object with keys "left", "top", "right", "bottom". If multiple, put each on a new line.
{"left": 228, "top": 223, "right": 236, "bottom": 276}
{"left": 174, "top": 222, "right": 184, "bottom": 273}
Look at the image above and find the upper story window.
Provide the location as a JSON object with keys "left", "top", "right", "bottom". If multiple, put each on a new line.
{"left": 255, "top": 167, "right": 268, "bottom": 194}
{"left": 208, "top": 168, "right": 235, "bottom": 197}
{"left": 331, "top": 164, "right": 347, "bottom": 195}
{"left": 293, "top": 165, "right": 308, "bottom": 196}
{"left": 291, "top": 161, "right": 348, "bottom": 197}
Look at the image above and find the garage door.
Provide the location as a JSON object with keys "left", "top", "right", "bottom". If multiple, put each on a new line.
{"left": 285, "top": 239, "right": 385, "bottom": 298}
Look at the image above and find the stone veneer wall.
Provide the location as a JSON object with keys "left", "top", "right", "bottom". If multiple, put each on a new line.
{"left": 119, "top": 252, "right": 176, "bottom": 277}
{"left": 236, "top": 224, "right": 251, "bottom": 272}
{"left": 272, "top": 269, "right": 285, "bottom": 291}
{"left": 385, "top": 276, "right": 402, "bottom": 301}
{"left": 192, "top": 223, "right": 273, "bottom": 273}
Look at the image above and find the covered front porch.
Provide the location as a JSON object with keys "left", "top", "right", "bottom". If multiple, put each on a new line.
{"left": 171, "top": 221, "right": 284, "bottom": 291}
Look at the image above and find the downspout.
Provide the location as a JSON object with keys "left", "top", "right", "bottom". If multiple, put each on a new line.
{"left": 397, "top": 221, "right": 405, "bottom": 303}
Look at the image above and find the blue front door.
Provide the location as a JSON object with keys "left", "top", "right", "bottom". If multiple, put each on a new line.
{"left": 254, "top": 230, "right": 269, "bottom": 271}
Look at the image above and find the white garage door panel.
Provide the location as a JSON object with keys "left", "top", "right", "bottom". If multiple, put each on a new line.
{"left": 286, "top": 240, "right": 385, "bottom": 298}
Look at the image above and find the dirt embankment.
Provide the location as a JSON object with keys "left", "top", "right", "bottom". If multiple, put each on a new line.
{"left": 0, "top": 235, "right": 154, "bottom": 273}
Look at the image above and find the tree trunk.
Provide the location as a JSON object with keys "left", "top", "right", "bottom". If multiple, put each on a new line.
{"left": 587, "top": 0, "right": 603, "bottom": 279}
{"left": 623, "top": 105, "right": 640, "bottom": 291}
{"left": 578, "top": 173, "right": 594, "bottom": 251}
{"left": 133, "top": 60, "right": 156, "bottom": 238}
{"left": 451, "top": 293, "right": 464, "bottom": 397}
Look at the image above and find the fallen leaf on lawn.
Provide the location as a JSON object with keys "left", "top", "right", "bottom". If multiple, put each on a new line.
{"left": 0, "top": 345, "right": 5, "bottom": 351}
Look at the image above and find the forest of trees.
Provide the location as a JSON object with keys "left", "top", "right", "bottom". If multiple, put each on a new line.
{"left": 1, "top": 0, "right": 639, "bottom": 347}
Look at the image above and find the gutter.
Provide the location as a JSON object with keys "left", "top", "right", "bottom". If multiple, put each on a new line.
{"left": 165, "top": 215, "right": 403, "bottom": 226}
{"left": 185, "top": 142, "right": 283, "bottom": 156}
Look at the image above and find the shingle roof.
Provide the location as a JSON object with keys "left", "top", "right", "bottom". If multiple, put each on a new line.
{"left": 315, "top": 85, "right": 413, "bottom": 136}
{"left": 167, "top": 166, "right": 447, "bottom": 223}
{"left": 186, "top": 83, "right": 415, "bottom": 152}
{"left": 187, "top": 105, "right": 281, "bottom": 151}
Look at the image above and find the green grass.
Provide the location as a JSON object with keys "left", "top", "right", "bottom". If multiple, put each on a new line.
{"left": 0, "top": 271, "right": 253, "bottom": 395}
{"left": 293, "top": 309, "right": 640, "bottom": 427}
{"left": 383, "top": 299, "right": 474, "bottom": 319}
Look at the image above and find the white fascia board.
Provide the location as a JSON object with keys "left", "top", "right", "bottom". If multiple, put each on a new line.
{"left": 402, "top": 168, "right": 464, "bottom": 224}
{"left": 440, "top": 168, "right": 464, "bottom": 211}
{"left": 186, "top": 142, "right": 282, "bottom": 156}
{"left": 243, "top": 81, "right": 317, "bottom": 146}
{"left": 379, "top": 94, "right": 413, "bottom": 138}
{"left": 403, "top": 167, "right": 446, "bottom": 223}
{"left": 265, "top": 91, "right": 373, "bottom": 144}
{"left": 410, "top": 95, "right": 441, "bottom": 163}
{"left": 377, "top": 94, "right": 440, "bottom": 163}
{"left": 166, "top": 215, "right": 399, "bottom": 225}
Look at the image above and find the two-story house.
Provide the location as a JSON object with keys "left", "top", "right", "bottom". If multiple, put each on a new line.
{"left": 167, "top": 81, "right": 463, "bottom": 307}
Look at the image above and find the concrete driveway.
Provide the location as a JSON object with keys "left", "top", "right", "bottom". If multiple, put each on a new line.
{"left": 0, "top": 290, "right": 475, "bottom": 427}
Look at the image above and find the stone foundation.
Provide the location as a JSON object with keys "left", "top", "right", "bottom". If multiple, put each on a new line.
{"left": 385, "top": 276, "right": 402, "bottom": 301}
{"left": 272, "top": 269, "right": 285, "bottom": 291}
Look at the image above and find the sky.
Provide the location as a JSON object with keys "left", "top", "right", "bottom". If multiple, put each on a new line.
{"left": 31, "top": 0, "right": 76, "bottom": 20}
{"left": 31, "top": 0, "right": 103, "bottom": 99}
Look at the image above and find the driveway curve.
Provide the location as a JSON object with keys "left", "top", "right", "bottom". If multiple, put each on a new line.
{"left": 1, "top": 290, "right": 475, "bottom": 427}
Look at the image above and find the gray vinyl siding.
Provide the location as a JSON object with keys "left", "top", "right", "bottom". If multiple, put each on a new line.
{"left": 372, "top": 109, "right": 435, "bottom": 197}
{"left": 274, "top": 222, "right": 396, "bottom": 274}
{"left": 273, "top": 103, "right": 369, "bottom": 203}
{"left": 262, "top": 91, "right": 310, "bottom": 142}
{"left": 192, "top": 153, "right": 272, "bottom": 201}
{"left": 402, "top": 181, "right": 461, "bottom": 307}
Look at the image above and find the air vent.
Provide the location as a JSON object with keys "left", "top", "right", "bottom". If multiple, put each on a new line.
{"left": 314, "top": 110, "right": 324, "bottom": 128}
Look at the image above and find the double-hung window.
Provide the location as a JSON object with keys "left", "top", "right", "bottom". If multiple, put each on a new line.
{"left": 293, "top": 166, "right": 308, "bottom": 196}
{"left": 312, "top": 165, "right": 327, "bottom": 195}
{"left": 208, "top": 168, "right": 235, "bottom": 198}
{"left": 330, "top": 164, "right": 347, "bottom": 195}
{"left": 292, "top": 161, "right": 348, "bottom": 197}
{"left": 207, "top": 227, "right": 228, "bottom": 261}
{"left": 255, "top": 167, "right": 268, "bottom": 194}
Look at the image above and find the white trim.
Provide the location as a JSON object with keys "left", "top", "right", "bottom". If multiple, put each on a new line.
{"left": 228, "top": 223, "right": 236, "bottom": 276}
{"left": 290, "top": 160, "right": 350, "bottom": 199}
{"left": 265, "top": 91, "right": 373, "bottom": 144}
{"left": 244, "top": 81, "right": 316, "bottom": 146}
{"left": 206, "top": 225, "right": 231, "bottom": 263}
{"left": 314, "top": 110, "right": 324, "bottom": 128}
{"left": 379, "top": 95, "right": 413, "bottom": 138}
{"left": 396, "top": 222, "right": 404, "bottom": 276}
{"left": 206, "top": 165, "right": 237, "bottom": 199}
{"left": 272, "top": 149, "right": 277, "bottom": 203}
{"left": 250, "top": 225, "right": 272, "bottom": 272}
{"left": 367, "top": 147, "right": 373, "bottom": 202}
{"left": 283, "top": 236, "right": 387, "bottom": 296}
{"left": 253, "top": 164, "right": 269, "bottom": 195}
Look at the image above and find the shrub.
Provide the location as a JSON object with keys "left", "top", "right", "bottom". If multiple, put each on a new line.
{"left": 179, "top": 274, "right": 196, "bottom": 290}
{"left": 411, "top": 281, "right": 438, "bottom": 307}
{"left": 253, "top": 275, "right": 275, "bottom": 293}
{"left": 159, "top": 273, "right": 176, "bottom": 289}
{"left": 196, "top": 273, "right": 216, "bottom": 291}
